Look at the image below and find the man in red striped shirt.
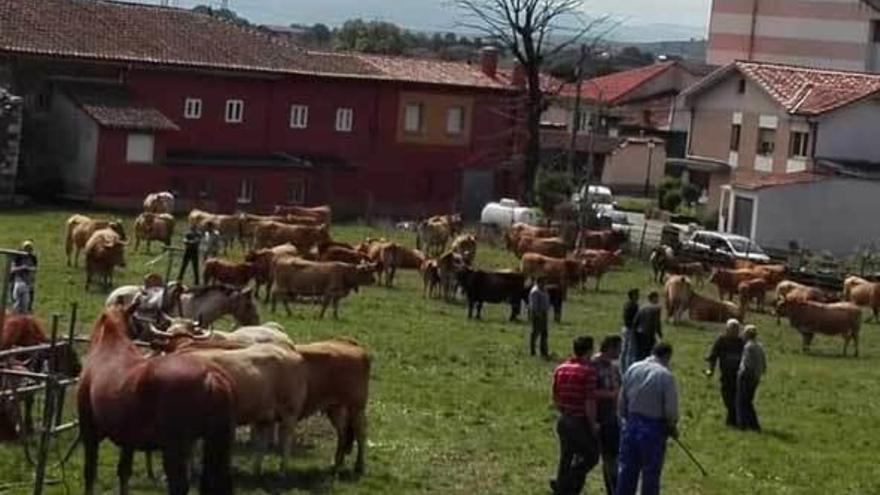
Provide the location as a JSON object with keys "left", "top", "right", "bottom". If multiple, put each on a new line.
{"left": 551, "top": 336, "right": 601, "bottom": 495}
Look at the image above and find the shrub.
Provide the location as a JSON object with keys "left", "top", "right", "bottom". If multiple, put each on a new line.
{"left": 681, "top": 182, "right": 701, "bottom": 206}
{"left": 535, "top": 170, "right": 574, "bottom": 219}
{"left": 657, "top": 177, "right": 682, "bottom": 211}
{"left": 662, "top": 190, "right": 682, "bottom": 212}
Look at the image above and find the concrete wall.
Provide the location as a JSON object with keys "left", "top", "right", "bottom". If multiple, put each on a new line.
{"left": 816, "top": 98, "right": 880, "bottom": 162}
{"left": 49, "top": 95, "right": 98, "bottom": 198}
{"left": 739, "top": 178, "right": 880, "bottom": 255}
{"left": 602, "top": 140, "right": 666, "bottom": 190}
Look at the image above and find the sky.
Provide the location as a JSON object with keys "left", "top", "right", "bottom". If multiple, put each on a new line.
{"left": 146, "top": 0, "right": 712, "bottom": 41}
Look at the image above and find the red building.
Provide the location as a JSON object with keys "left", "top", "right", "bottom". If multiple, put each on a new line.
{"left": 0, "top": 0, "right": 524, "bottom": 218}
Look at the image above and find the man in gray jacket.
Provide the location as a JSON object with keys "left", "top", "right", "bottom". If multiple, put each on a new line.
{"left": 737, "top": 325, "right": 766, "bottom": 431}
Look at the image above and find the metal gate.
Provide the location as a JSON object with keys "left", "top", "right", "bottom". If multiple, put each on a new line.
{"left": 462, "top": 169, "right": 494, "bottom": 222}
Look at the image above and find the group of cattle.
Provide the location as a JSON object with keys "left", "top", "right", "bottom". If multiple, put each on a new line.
{"left": 655, "top": 245, "right": 870, "bottom": 357}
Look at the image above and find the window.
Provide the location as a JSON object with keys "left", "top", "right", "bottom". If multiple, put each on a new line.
{"left": 335, "top": 108, "right": 354, "bottom": 132}
{"left": 290, "top": 105, "right": 309, "bottom": 129}
{"left": 730, "top": 124, "right": 741, "bottom": 152}
{"left": 287, "top": 179, "right": 306, "bottom": 205}
{"left": 404, "top": 103, "right": 423, "bottom": 133}
{"left": 737, "top": 79, "right": 746, "bottom": 94}
{"left": 184, "top": 98, "right": 202, "bottom": 120}
{"left": 577, "top": 110, "right": 591, "bottom": 132}
{"left": 789, "top": 131, "right": 810, "bottom": 158}
{"left": 237, "top": 178, "right": 254, "bottom": 204}
{"left": 225, "top": 99, "right": 244, "bottom": 123}
{"left": 445, "top": 106, "right": 465, "bottom": 135}
{"left": 126, "top": 133, "right": 154, "bottom": 163}
{"left": 757, "top": 128, "right": 776, "bottom": 156}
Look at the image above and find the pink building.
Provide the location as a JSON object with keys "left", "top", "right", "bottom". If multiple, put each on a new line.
{"left": 708, "top": 0, "right": 880, "bottom": 72}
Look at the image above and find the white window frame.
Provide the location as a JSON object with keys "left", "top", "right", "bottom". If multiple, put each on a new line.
{"left": 404, "top": 103, "right": 423, "bottom": 133}
{"left": 184, "top": 98, "right": 202, "bottom": 120}
{"left": 335, "top": 107, "right": 354, "bottom": 133}
{"left": 446, "top": 106, "right": 465, "bottom": 135}
{"left": 287, "top": 179, "right": 306, "bottom": 205}
{"left": 237, "top": 178, "right": 254, "bottom": 204}
{"left": 290, "top": 104, "right": 309, "bottom": 129}
{"left": 125, "top": 133, "right": 155, "bottom": 164}
{"left": 225, "top": 99, "right": 244, "bottom": 124}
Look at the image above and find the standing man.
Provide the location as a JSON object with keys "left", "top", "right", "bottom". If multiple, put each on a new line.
{"left": 10, "top": 241, "right": 37, "bottom": 314}
{"left": 178, "top": 224, "right": 202, "bottom": 285}
{"left": 705, "top": 319, "right": 745, "bottom": 427}
{"left": 202, "top": 221, "right": 222, "bottom": 262}
{"left": 620, "top": 289, "right": 640, "bottom": 373}
{"left": 632, "top": 291, "right": 663, "bottom": 361}
{"left": 529, "top": 278, "right": 551, "bottom": 358}
{"left": 737, "top": 325, "right": 766, "bottom": 431}
{"left": 593, "top": 335, "right": 622, "bottom": 495}
{"left": 617, "top": 343, "right": 679, "bottom": 495}
{"left": 551, "top": 336, "right": 600, "bottom": 495}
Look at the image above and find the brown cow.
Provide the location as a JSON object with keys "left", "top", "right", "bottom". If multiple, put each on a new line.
{"left": 782, "top": 300, "right": 861, "bottom": 356}
{"left": 505, "top": 223, "right": 558, "bottom": 251}
{"left": 754, "top": 264, "right": 787, "bottom": 287}
{"left": 709, "top": 268, "right": 765, "bottom": 301}
{"left": 451, "top": 234, "right": 478, "bottom": 265}
{"left": 245, "top": 244, "right": 301, "bottom": 301}
{"left": 515, "top": 236, "right": 568, "bottom": 259}
{"left": 436, "top": 251, "right": 465, "bottom": 301}
{"left": 295, "top": 338, "right": 371, "bottom": 474}
{"left": 239, "top": 214, "right": 284, "bottom": 249}
{"left": 397, "top": 246, "right": 426, "bottom": 270}
{"left": 520, "top": 253, "right": 583, "bottom": 292}
{"left": 417, "top": 219, "right": 452, "bottom": 256}
{"left": 133, "top": 213, "right": 175, "bottom": 253}
{"left": 188, "top": 209, "right": 240, "bottom": 252}
{"left": 65, "top": 214, "right": 126, "bottom": 267}
{"left": 738, "top": 278, "right": 770, "bottom": 314}
{"left": 775, "top": 283, "right": 835, "bottom": 324}
{"left": 254, "top": 221, "right": 330, "bottom": 251}
{"left": 319, "top": 245, "right": 371, "bottom": 265}
{"left": 203, "top": 258, "right": 258, "bottom": 287}
{"left": 271, "top": 258, "right": 376, "bottom": 318}
{"left": 143, "top": 191, "right": 175, "bottom": 214}
{"left": 667, "top": 262, "right": 708, "bottom": 286}
{"left": 428, "top": 214, "right": 463, "bottom": 236}
{"left": 421, "top": 259, "right": 441, "bottom": 299}
{"left": 376, "top": 243, "right": 405, "bottom": 287}
{"left": 84, "top": 228, "right": 127, "bottom": 291}
{"left": 843, "top": 276, "right": 880, "bottom": 321}
{"left": 689, "top": 292, "right": 742, "bottom": 323}
{"left": 78, "top": 306, "right": 235, "bottom": 495}
{"left": 274, "top": 204, "right": 332, "bottom": 224}
{"left": 664, "top": 275, "right": 692, "bottom": 324}
{"left": 577, "top": 229, "right": 628, "bottom": 251}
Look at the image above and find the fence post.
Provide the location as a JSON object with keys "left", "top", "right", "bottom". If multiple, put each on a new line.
{"left": 0, "top": 255, "right": 12, "bottom": 341}
{"left": 638, "top": 222, "right": 649, "bottom": 259}
{"left": 33, "top": 318, "right": 60, "bottom": 495}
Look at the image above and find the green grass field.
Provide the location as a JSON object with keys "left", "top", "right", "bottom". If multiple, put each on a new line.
{"left": 0, "top": 208, "right": 877, "bottom": 494}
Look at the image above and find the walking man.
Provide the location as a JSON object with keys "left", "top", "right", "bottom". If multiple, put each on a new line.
{"left": 705, "top": 319, "right": 745, "bottom": 427}
{"left": 737, "top": 325, "right": 766, "bottom": 431}
{"left": 632, "top": 291, "right": 663, "bottom": 362}
{"left": 620, "top": 289, "right": 640, "bottom": 373}
{"left": 529, "top": 278, "right": 551, "bottom": 358}
{"left": 178, "top": 224, "right": 202, "bottom": 285}
{"left": 617, "top": 342, "right": 679, "bottom": 495}
{"left": 593, "top": 336, "right": 622, "bottom": 495}
{"left": 10, "top": 241, "right": 37, "bottom": 314}
{"left": 551, "top": 336, "right": 601, "bottom": 495}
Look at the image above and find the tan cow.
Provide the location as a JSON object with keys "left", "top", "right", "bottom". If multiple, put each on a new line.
{"left": 203, "top": 258, "right": 258, "bottom": 287}
{"left": 274, "top": 205, "right": 332, "bottom": 225}
{"left": 738, "top": 278, "right": 770, "bottom": 314}
{"left": 709, "top": 268, "right": 766, "bottom": 301}
{"left": 505, "top": 223, "right": 558, "bottom": 251}
{"left": 688, "top": 292, "right": 742, "bottom": 323}
{"left": 782, "top": 300, "right": 861, "bottom": 356}
{"left": 396, "top": 246, "right": 426, "bottom": 270}
{"left": 843, "top": 276, "right": 880, "bottom": 321}
{"left": 421, "top": 259, "right": 441, "bottom": 299}
{"left": 245, "top": 244, "right": 301, "bottom": 301}
{"left": 84, "top": 228, "right": 127, "bottom": 290}
{"left": 271, "top": 258, "right": 376, "bottom": 319}
{"left": 254, "top": 221, "right": 330, "bottom": 252}
{"left": 664, "top": 275, "right": 692, "bottom": 324}
{"left": 515, "top": 236, "right": 568, "bottom": 259}
{"left": 188, "top": 209, "right": 240, "bottom": 252}
{"left": 133, "top": 213, "right": 175, "bottom": 253}
{"left": 65, "top": 214, "right": 126, "bottom": 267}
{"left": 417, "top": 219, "right": 452, "bottom": 256}
{"left": 143, "top": 191, "right": 175, "bottom": 214}
{"left": 520, "top": 253, "right": 583, "bottom": 292}
{"left": 451, "top": 234, "right": 477, "bottom": 265}
{"left": 775, "top": 283, "right": 835, "bottom": 324}
{"left": 319, "top": 246, "right": 371, "bottom": 265}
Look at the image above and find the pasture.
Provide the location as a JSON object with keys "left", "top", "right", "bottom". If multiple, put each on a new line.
{"left": 0, "top": 208, "right": 877, "bottom": 494}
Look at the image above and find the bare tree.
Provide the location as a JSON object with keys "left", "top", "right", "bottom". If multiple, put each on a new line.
{"left": 455, "top": 0, "right": 611, "bottom": 203}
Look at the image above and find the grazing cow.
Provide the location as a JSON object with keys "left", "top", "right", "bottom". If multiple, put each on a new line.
{"left": 781, "top": 300, "right": 861, "bottom": 356}
{"left": 143, "top": 191, "right": 175, "bottom": 214}
{"left": 188, "top": 210, "right": 240, "bottom": 252}
{"left": 709, "top": 268, "right": 765, "bottom": 301}
{"left": 843, "top": 276, "right": 880, "bottom": 321}
{"left": 78, "top": 306, "right": 236, "bottom": 495}
{"left": 520, "top": 253, "right": 583, "bottom": 292}
{"left": 775, "top": 284, "right": 835, "bottom": 324}
{"left": 417, "top": 219, "right": 452, "bottom": 256}
{"left": 421, "top": 260, "right": 441, "bottom": 299}
{"left": 246, "top": 244, "right": 301, "bottom": 301}
{"left": 65, "top": 214, "right": 126, "bottom": 267}
{"left": 689, "top": 292, "right": 742, "bottom": 323}
{"left": 456, "top": 267, "right": 526, "bottom": 320}
{"left": 515, "top": 236, "right": 568, "bottom": 259}
{"left": 505, "top": 223, "right": 558, "bottom": 251}
{"left": 664, "top": 275, "right": 692, "bottom": 324}
{"left": 271, "top": 258, "right": 376, "bottom": 318}
{"left": 451, "top": 234, "right": 478, "bottom": 265}
{"left": 319, "top": 245, "right": 371, "bottom": 266}
{"left": 274, "top": 204, "right": 332, "bottom": 225}
{"left": 254, "top": 221, "right": 330, "bottom": 252}
{"left": 397, "top": 246, "right": 426, "bottom": 270}
{"left": 133, "top": 213, "right": 175, "bottom": 253}
{"left": 203, "top": 258, "right": 258, "bottom": 287}
{"left": 84, "top": 228, "right": 127, "bottom": 291}
{"left": 436, "top": 251, "right": 465, "bottom": 301}
{"left": 295, "top": 339, "right": 371, "bottom": 474}
{"left": 738, "top": 278, "right": 770, "bottom": 314}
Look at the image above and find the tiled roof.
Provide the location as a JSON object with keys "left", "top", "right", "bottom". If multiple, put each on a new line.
{"left": 731, "top": 170, "right": 828, "bottom": 190}
{"left": 68, "top": 86, "right": 179, "bottom": 132}
{"left": 0, "top": 0, "right": 518, "bottom": 92}
{"left": 560, "top": 63, "right": 676, "bottom": 104}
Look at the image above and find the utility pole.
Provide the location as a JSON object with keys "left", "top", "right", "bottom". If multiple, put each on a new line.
{"left": 644, "top": 139, "right": 656, "bottom": 197}
{"left": 567, "top": 44, "right": 588, "bottom": 180}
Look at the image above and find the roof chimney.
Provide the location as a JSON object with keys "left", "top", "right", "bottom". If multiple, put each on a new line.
{"left": 512, "top": 62, "right": 527, "bottom": 88}
{"left": 480, "top": 46, "right": 499, "bottom": 79}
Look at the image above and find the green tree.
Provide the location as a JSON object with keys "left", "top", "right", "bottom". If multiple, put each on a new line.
{"left": 334, "top": 19, "right": 406, "bottom": 55}
{"left": 192, "top": 5, "right": 250, "bottom": 26}
{"left": 309, "top": 23, "right": 332, "bottom": 45}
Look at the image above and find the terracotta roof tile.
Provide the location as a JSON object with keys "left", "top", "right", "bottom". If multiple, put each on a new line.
{"left": 560, "top": 63, "right": 676, "bottom": 104}
{"left": 736, "top": 61, "right": 880, "bottom": 115}
{"left": 68, "top": 86, "right": 179, "bottom": 132}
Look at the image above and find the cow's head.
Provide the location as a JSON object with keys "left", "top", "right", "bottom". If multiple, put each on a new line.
{"left": 110, "top": 220, "right": 127, "bottom": 241}
{"left": 230, "top": 287, "right": 260, "bottom": 326}
{"left": 352, "top": 263, "right": 378, "bottom": 289}
{"left": 104, "top": 239, "right": 127, "bottom": 268}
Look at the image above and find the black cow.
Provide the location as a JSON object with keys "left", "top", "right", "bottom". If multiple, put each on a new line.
{"left": 457, "top": 268, "right": 526, "bottom": 320}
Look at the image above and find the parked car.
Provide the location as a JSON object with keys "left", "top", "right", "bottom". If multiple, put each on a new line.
{"left": 573, "top": 185, "right": 615, "bottom": 209}
{"left": 682, "top": 230, "right": 771, "bottom": 263}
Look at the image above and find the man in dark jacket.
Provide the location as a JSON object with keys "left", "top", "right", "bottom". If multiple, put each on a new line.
{"left": 593, "top": 335, "right": 622, "bottom": 495}
{"left": 632, "top": 291, "right": 662, "bottom": 361}
{"left": 620, "top": 289, "right": 640, "bottom": 373}
{"left": 177, "top": 225, "right": 202, "bottom": 285}
{"left": 705, "top": 319, "right": 745, "bottom": 427}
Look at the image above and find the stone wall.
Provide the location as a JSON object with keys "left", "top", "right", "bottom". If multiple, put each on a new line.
{"left": 0, "top": 87, "right": 22, "bottom": 201}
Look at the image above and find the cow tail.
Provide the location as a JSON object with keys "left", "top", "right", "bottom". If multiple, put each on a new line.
{"left": 344, "top": 352, "right": 371, "bottom": 456}
{"left": 200, "top": 371, "right": 235, "bottom": 495}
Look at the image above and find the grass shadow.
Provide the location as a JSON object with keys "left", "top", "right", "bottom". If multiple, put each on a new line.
{"left": 762, "top": 428, "right": 798, "bottom": 444}
{"left": 234, "top": 466, "right": 357, "bottom": 494}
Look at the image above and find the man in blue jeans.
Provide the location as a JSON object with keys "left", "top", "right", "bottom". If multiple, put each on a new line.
{"left": 617, "top": 342, "right": 679, "bottom": 495}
